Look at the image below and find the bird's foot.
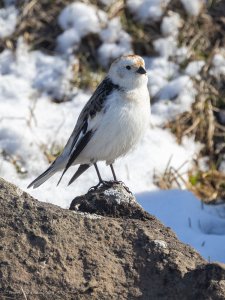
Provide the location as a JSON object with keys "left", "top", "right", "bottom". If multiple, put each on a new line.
{"left": 88, "top": 180, "right": 111, "bottom": 192}
{"left": 88, "top": 180, "right": 132, "bottom": 195}
{"left": 103, "top": 180, "right": 133, "bottom": 195}
{"left": 113, "top": 180, "right": 133, "bottom": 194}
{"left": 88, "top": 181, "right": 102, "bottom": 192}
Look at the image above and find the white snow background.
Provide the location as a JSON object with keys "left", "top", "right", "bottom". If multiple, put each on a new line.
{"left": 0, "top": 0, "right": 225, "bottom": 263}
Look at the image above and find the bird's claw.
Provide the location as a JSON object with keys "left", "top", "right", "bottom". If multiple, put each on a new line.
{"left": 88, "top": 181, "right": 103, "bottom": 192}
{"left": 88, "top": 180, "right": 132, "bottom": 195}
{"left": 111, "top": 180, "right": 133, "bottom": 194}
{"left": 88, "top": 180, "right": 111, "bottom": 192}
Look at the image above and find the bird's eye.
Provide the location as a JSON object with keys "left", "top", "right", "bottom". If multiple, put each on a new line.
{"left": 126, "top": 66, "right": 131, "bottom": 70}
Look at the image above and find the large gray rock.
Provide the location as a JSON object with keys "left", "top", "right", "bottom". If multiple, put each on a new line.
{"left": 0, "top": 177, "right": 225, "bottom": 300}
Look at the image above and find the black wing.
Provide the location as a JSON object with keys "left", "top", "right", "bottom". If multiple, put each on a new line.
{"left": 57, "top": 130, "right": 94, "bottom": 185}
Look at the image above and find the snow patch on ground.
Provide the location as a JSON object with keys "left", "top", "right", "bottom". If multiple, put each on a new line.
{"left": 185, "top": 60, "right": 205, "bottom": 77}
{"left": 210, "top": 52, "right": 225, "bottom": 77}
{"left": 161, "top": 12, "right": 182, "bottom": 37}
{"left": 98, "top": 17, "right": 133, "bottom": 67}
{"left": 145, "top": 57, "right": 196, "bottom": 123}
{"left": 153, "top": 36, "right": 177, "bottom": 58}
{"left": 138, "top": 189, "right": 225, "bottom": 263}
{"left": 0, "top": 39, "right": 74, "bottom": 100}
{"left": 127, "top": 0, "right": 171, "bottom": 22}
{"left": 99, "top": 0, "right": 117, "bottom": 6}
{"left": 57, "top": 2, "right": 107, "bottom": 55}
{"left": 0, "top": 5, "right": 18, "bottom": 38}
{"left": 180, "top": 0, "right": 203, "bottom": 16}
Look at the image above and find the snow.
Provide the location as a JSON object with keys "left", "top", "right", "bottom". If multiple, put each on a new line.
{"left": 155, "top": 75, "right": 193, "bottom": 100}
{"left": 127, "top": 0, "right": 171, "bottom": 22}
{"left": 180, "top": 0, "right": 203, "bottom": 17}
{"left": 175, "top": 46, "right": 190, "bottom": 64}
{"left": 57, "top": 2, "right": 107, "bottom": 55}
{"left": 137, "top": 190, "right": 225, "bottom": 263}
{"left": 145, "top": 57, "right": 196, "bottom": 123}
{"left": 219, "top": 160, "right": 225, "bottom": 173}
{"left": 210, "top": 53, "right": 225, "bottom": 77}
{"left": 145, "top": 57, "right": 179, "bottom": 96}
{"left": 153, "top": 240, "right": 168, "bottom": 249}
{"left": 99, "top": 0, "right": 117, "bottom": 6}
{"left": 185, "top": 60, "right": 205, "bottom": 77}
{"left": 103, "top": 187, "right": 135, "bottom": 204}
{"left": 73, "top": 211, "right": 102, "bottom": 220}
{"left": 3, "top": 0, "right": 16, "bottom": 6}
{"left": 57, "top": 4, "right": 132, "bottom": 64}
{"left": 58, "top": 2, "right": 106, "bottom": 33}
{"left": 153, "top": 36, "right": 178, "bottom": 58}
{"left": 98, "top": 18, "right": 133, "bottom": 67}
{"left": 161, "top": 12, "right": 182, "bottom": 37}
{"left": 0, "top": 6, "right": 18, "bottom": 38}
{"left": 0, "top": 39, "right": 75, "bottom": 100}
{"left": 57, "top": 28, "right": 81, "bottom": 54}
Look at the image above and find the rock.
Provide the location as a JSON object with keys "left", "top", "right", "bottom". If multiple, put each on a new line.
{"left": 0, "top": 177, "right": 225, "bottom": 299}
{"left": 69, "top": 182, "right": 151, "bottom": 220}
{"left": 183, "top": 263, "right": 225, "bottom": 300}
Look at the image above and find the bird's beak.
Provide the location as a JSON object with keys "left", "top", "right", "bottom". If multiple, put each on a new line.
{"left": 137, "top": 66, "right": 147, "bottom": 74}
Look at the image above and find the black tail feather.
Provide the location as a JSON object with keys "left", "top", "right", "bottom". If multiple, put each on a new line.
{"left": 27, "top": 165, "right": 53, "bottom": 189}
{"left": 68, "top": 164, "right": 91, "bottom": 186}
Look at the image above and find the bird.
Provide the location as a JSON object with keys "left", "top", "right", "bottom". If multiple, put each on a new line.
{"left": 28, "top": 55, "right": 150, "bottom": 190}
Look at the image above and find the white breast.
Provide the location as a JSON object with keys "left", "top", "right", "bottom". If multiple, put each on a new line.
{"left": 79, "top": 87, "right": 150, "bottom": 165}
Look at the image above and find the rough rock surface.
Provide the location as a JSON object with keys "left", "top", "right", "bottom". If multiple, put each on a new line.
{"left": 0, "top": 177, "right": 225, "bottom": 300}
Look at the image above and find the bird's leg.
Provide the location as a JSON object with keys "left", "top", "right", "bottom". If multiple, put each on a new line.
{"left": 89, "top": 163, "right": 132, "bottom": 195}
{"left": 109, "top": 164, "right": 133, "bottom": 194}
{"left": 88, "top": 163, "right": 105, "bottom": 191}
{"left": 110, "top": 164, "right": 117, "bottom": 181}
{"left": 94, "top": 163, "right": 103, "bottom": 183}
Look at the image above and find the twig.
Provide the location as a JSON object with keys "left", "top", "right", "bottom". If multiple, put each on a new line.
{"left": 22, "top": 0, "right": 38, "bottom": 17}
{"left": 183, "top": 117, "right": 200, "bottom": 135}
{"left": 20, "top": 287, "right": 28, "bottom": 300}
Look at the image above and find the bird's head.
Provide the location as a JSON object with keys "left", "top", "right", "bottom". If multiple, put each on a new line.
{"left": 108, "top": 55, "right": 148, "bottom": 89}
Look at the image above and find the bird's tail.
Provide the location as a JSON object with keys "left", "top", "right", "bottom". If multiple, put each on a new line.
{"left": 27, "top": 164, "right": 57, "bottom": 189}
{"left": 68, "top": 164, "right": 91, "bottom": 186}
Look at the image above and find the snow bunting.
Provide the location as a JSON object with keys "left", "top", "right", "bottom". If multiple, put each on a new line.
{"left": 28, "top": 55, "right": 150, "bottom": 189}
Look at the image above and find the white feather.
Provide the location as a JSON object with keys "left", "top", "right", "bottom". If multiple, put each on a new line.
{"left": 78, "top": 86, "right": 150, "bottom": 164}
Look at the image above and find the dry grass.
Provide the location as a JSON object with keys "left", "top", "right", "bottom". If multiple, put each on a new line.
{"left": 153, "top": 157, "right": 188, "bottom": 190}
{"left": 41, "top": 142, "right": 63, "bottom": 163}
{"left": 164, "top": 79, "right": 221, "bottom": 155}
{"left": 164, "top": 75, "right": 225, "bottom": 202}
{"left": 188, "top": 167, "right": 225, "bottom": 203}
{"left": 71, "top": 34, "right": 105, "bottom": 91}
{"left": 0, "top": 149, "right": 27, "bottom": 175}
{"left": 153, "top": 156, "right": 225, "bottom": 203}
{"left": 121, "top": 8, "right": 159, "bottom": 57}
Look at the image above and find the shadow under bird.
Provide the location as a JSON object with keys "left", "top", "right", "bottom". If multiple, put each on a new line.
{"left": 28, "top": 55, "right": 150, "bottom": 190}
